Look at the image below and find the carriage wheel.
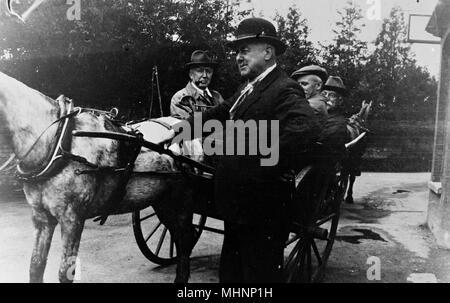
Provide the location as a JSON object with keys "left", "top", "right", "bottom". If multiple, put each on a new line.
{"left": 132, "top": 206, "right": 207, "bottom": 266}
{"left": 284, "top": 167, "right": 348, "bottom": 283}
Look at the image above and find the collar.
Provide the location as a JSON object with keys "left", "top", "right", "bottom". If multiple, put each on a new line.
{"left": 189, "top": 81, "right": 212, "bottom": 98}
{"left": 248, "top": 63, "right": 277, "bottom": 87}
{"left": 239, "top": 63, "right": 277, "bottom": 94}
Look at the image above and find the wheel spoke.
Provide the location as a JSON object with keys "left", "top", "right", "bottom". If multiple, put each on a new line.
{"left": 140, "top": 212, "right": 156, "bottom": 222}
{"left": 311, "top": 239, "right": 322, "bottom": 266}
{"left": 286, "top": 232, "right": 302, "bottom": 246}
{"left": 155, "top": 227, "right": 168, "bottom": 256}
{"left": 145, "top": 221, "right": 162, "bottom": 243}
{"left": 306, "top": 241, "right": 312, "bottom": 282}
{"left": 285, "top": 238, "right": 303, "bottom": 268}
{"left": 287, "top": 247, "right": 301, "bottom": 282}
{"left": 316, "top": 213, "right": 337, "bottom": 226}
{"left": 169, "top": 235, "right": 175, "bottom": 258}
{"left": 286, "top": 241, "right": 306, "bottom": 283}
{"left": 298, "top": 244, "right": 307, "bottom": 282}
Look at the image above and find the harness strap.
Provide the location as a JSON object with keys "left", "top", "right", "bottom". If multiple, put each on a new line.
{"left": 17, "top": 108, "right": 79, "bottom": 165}
{"left": 0, "top": 153, "right": 16, "bottom": 172}
{"left": 16, "top": 101, "right": 80, "bottom": 180}
{"left": 94, "top": 133, "right": 144, "bottom": 225}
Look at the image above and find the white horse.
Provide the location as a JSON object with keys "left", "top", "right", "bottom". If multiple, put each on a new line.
{"left": 0, "top": 71, "right": 203, "bottom": 283}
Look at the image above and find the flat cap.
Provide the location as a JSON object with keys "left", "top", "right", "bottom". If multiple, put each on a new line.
{"left": 291, "top": 65, "right": 328, "bottom": 83}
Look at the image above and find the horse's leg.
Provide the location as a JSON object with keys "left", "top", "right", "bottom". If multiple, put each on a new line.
{"left": 153, "top": 195, "right": 196, "bottom": 283}
{"left": 57, "top": 210, "right": 85, "bottom": 283}
{"left": 29, "top": 208, "right": 57, "bottom": 283}
{"left": 174, "top": 211, "right": 196, "bottom": 284}
{"left": 345, "top": 174, "right": 356, "bottom": 204}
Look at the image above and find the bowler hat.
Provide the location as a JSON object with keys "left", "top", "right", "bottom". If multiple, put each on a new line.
{"left": 225, "top": 17, "right": 286, "bottom": 55}
{"left": 185, "top": 50, "right": 218, "bottom": 70}
{"left": 291, "top": 65, "right": 328, "bottom": 83}
{"left": 323, "top": 76, "right": 348, "bottom": 96}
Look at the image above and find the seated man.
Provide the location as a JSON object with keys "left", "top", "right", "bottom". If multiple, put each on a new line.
{"left": 291, "top": 65, "right": 329, "bottom": 123}
{"left": 319, "top": 76, "right": 350, "bottom": 148}
{"left": 170, "top": 50, "right": 224, "bottom": 119}
{"left": 318, "top": 76, "right": 368, "bottom": 162}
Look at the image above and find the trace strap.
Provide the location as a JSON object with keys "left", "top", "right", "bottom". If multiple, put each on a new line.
{"left": 0, "top": 153, "right": 16, "bottom": 172}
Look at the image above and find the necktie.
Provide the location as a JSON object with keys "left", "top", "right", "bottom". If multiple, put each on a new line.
{"left": 229, "top": 82, "right": 255, "bottom": 119}
{"left": 202, "top": 91, "right": 213, "bottom": 106}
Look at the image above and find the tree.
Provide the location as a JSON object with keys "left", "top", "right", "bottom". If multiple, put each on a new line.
{"left": 0, "top": 0, "right": 250, "bottom": 119}
{"left": 321, "top": 0, "right": 368, "bottom": 115}
{"left": 365, "top": 6, "right": 437, "bottom": 121}
{"left": 274, "top": 6, "right": 317, "bottom": 76}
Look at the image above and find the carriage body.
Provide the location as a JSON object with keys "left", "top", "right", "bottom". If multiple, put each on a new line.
{"left": 131, "top": 138, "right": 357, "bottom": 283}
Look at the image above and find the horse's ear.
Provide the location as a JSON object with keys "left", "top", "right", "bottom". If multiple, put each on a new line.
{"left": 358, "top": 100, "right": 367, "bottom": 116}
{"left": 366, "top": 101, "right": 373, "bottom": 114}
{"left": 363, "top": 101, "right": 373, "bottom": 120}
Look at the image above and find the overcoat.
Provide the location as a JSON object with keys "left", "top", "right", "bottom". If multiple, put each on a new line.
{"left": 178, "top": 66, "right": 320, "bottom": 224}
{"left": 170, "top": 82, "right": 224, "bottom": 119}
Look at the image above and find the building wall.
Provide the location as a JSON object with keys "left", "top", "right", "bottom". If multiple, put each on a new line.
{"left": 431, "top": 39, "right": 450, "bottom": 181}
{"left": 428, "top": 29, "right": 450, "bottom": 248}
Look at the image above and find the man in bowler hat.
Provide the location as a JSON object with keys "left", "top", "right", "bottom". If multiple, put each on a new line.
{"left": 161, "top": 17, "right": 319, "bottom": 282}
{"left": 170, "top": 50, "right": 224, "bottom": 119}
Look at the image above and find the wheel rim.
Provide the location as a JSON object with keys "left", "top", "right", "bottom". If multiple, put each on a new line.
{"left": 132, "top": 206, "right": 206, "bottom": 266}
{"left": 284, "top": 170, "right": 346, "bottom": 283}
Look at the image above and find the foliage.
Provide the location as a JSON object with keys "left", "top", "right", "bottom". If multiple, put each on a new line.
{"left": 274, "top": 6, "right": 318, "bottom": 76}
{"left": 320, "top": 1, "right": 369, "bottom": 115}
{"left": 0, "top": 0, "right": 251, "bottom": 119}
{"left": 364, "top": 6, "right": 437, "bottom": 121}
{"left": 0, "top": 1, "right": 440, "bottom": 172}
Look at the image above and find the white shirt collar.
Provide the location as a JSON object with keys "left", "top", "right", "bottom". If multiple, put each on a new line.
{"left": 191, "top": 82, "right": 212, "bottom": 98}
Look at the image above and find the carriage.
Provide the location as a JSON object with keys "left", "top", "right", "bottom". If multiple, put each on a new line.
{"left": 72, "top": 125, "right": 366, "bottom": 283}
{"left": 0, "top": 70, "right": 370, "bottom": 283}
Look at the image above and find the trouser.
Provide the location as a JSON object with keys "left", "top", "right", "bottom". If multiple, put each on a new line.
{"left": 219, "top": 217, "right": 290, "bottom": 283}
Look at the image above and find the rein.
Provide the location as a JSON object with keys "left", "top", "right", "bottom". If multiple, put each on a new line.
{"left": 14, "top": 97, "right": 122, "bottom": 181}
{"left": 15, "top": 97, "right": 79, "bottom": 180}
{"left": 5, "top": 99, "right": 210, "bottom": 224}
{"left": 17, "top": 107, "right": 80, "bottom": 167}
{"left": 0, "top": 153, "right": 16, "bottom": 173}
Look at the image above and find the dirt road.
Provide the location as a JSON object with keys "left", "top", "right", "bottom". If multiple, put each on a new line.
{"left": 1, "top": 172, "right": 449, "bottom": 283}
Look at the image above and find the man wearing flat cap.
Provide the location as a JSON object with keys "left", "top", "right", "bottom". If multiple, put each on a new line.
{"left": 170, "top": 50, "right": 224, "bottom": 119}
{"left": 162, "top": 17, "right": 319, "bottom": 283}
{"left": 291, "top": 65, "right": 328, "bottom": 122}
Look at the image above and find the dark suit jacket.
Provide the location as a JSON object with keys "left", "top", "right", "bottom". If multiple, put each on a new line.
{"left": 317, "top": 110, "right": 351, "bottom": 165}
{"left": 176, "top": 66, "right": 320, "bottom": 224}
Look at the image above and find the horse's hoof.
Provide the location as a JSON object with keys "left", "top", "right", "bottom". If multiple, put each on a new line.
{"left": 345, "top": 196, "right": 354, "bottom": 204}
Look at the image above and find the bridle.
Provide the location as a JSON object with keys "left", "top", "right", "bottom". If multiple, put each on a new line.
{"left": 0, "top": 95, "right": 119, "bottom": 181}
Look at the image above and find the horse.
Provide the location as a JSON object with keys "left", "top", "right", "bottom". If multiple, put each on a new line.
{"left": 343, "top": 100, "right": 372, "bottom": 204}
{"left": 0, "top": 71, "right": 202, "bottom": 283}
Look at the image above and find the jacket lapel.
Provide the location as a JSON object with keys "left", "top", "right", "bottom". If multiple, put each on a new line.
{"left": 233, "top": 66, "right": 282, "bottom": 119}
